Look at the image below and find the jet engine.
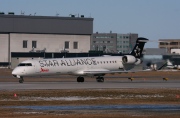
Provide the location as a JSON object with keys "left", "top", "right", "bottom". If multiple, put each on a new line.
{"left": 122, "top": 55, "right": 137, "bottom": 64}
{"left": 150, "top": 64, "right": 157, "bottom": 70}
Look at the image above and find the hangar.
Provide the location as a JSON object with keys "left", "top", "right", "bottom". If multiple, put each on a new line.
{"left": 0, "top": 14, "right": 93, "bottom": 67}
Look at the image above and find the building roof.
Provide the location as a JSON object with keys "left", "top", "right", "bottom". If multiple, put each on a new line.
{"left": 159, "top": 39, "right": 180, "bottom": 42}
{"left": 0, "top": 14, "right": 93, "bottom": 35}
{"left": 144, "top": 48, "right": 167, "bottom": 55}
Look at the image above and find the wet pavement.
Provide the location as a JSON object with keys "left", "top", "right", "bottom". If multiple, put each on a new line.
{"left": 5, "top": 104, "right": 180, "bottom": 112}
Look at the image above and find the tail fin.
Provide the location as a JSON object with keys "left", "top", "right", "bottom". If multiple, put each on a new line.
{"left": 166, "top": 59, "right": 174, "bottom": 69}
{"left": 130, "top": 37, "right": 148, "bottom": 58}
{"left": 167, "top": 59, "right": 173, "bottom": 66}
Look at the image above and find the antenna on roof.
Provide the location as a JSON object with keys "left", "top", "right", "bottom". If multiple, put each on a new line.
{"left": 56, "top": 12, "right": 59, "bottom": 16}
{"left": 21, "top": 10, "right": 25, "bottom": 15}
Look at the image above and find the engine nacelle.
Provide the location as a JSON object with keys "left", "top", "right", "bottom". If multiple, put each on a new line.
{"left": 122, "top": 55, "right": 137, "bottom": 64}
{"left": 176, "top": 65, "right": 180, "bottom": 69}
{"left": 134, "top": 58, "right": 142, "bottom": 65}
{"left": 150, "top": 64, "right": 157, "bottom": 70}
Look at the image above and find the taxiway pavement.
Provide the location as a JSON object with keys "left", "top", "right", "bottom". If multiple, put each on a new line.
{"left": 0, "top": 80, "right": 180, "bottom": 90}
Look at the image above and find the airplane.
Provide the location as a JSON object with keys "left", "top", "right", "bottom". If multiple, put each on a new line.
{"left": 166, "top": 59, "right": 180, "bottom": 70}
{"left": 145, "top": 61, "right": 167, "bottom": 71}
{"left": 12, "top": 37, "right": 148, "bottom": 83}
{"left": 166, "top": 59, "right": 174, "bottom": 69}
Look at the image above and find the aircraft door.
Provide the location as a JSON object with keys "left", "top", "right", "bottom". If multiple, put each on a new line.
{"left": 35, "top": 61, "right": 41, "bottom": 73}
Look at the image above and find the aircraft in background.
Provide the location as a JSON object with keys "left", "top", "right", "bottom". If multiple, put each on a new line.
{"left": 12, "top": 37, "right": 148, "bottom": 83}
{"left": 166, "top": 59, "right": 180, "bottom": 70}
{"left": 145, "top": 61, "right": 167, "bottom": 71}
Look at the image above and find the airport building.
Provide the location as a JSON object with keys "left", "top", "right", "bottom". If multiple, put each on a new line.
{"left": 159, "top": 39, "right": 180, "bottom": 53}
{"left": 142, "top": 48, "right": 180, "bottom": 70}
{"left": 91, "top": 32, "right": 138, "bottom": 53}
{"left": 0, "top": 14, "right": 93, "bottom": 66}
{"left": 158, "top": 39, "right": 180, "bottom": 69}
{"left": 4, "top": 13, "right": 180, "bottom": 70}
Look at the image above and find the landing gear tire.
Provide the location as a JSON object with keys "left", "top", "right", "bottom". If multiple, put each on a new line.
{"left": 96, "top": 77, "right": 104, "bottom": 82}
{"left": 77, "top": 77, "right": 84, "bottom": 82}
{"left": 19, "top": 77, "right": 24, "bottom": 83}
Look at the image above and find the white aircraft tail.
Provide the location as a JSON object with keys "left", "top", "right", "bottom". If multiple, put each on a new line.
{"left": 166, "top": 59, "right": 175, "bottom": 69}
{"left": 167, "top": 59, "right": 173, "bottom": 66}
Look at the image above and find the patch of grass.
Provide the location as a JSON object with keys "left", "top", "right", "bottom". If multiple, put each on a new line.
{"left": 0, "top": 89, "right": 180, "bottom": 106}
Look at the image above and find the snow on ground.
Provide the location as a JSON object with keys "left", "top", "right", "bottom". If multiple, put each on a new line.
{"left": 0, "top": 94, "right": 164, "bottom": 101}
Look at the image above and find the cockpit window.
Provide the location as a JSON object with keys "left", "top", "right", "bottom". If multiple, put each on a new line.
{"left": 18, "top": 63, "right": 32, "bottom": 66}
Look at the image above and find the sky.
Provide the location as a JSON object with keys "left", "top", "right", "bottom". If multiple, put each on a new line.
{"left": 0, "top": 0, "right": 180, "bottom": 48}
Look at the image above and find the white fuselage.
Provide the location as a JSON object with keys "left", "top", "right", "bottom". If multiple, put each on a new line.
{"left": 12, "top": 56, "right": 133, "bottom": 77}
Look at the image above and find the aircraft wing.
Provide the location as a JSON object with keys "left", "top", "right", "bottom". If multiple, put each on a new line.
{"left": 83, "top": 69, "right": 150, "bottom": 75}
{"left": 82, "top": 63, "right": 168, "bottom": 75}
{"left": 83, "top": 70, "right": 124, "bottom": 74}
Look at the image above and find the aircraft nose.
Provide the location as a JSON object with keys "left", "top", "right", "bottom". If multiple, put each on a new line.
{"left": 12, "top": 69, "right": 16, "bottom": 75}
{"left": 12, "top": 68, "right": 19, "bottom": 76}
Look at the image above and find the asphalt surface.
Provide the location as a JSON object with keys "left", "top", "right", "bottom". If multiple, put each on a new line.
{"left": 1, "top": 72, "right": 180, "bottom": 117}
{"left": 0, "top": 80, "right": 180, "bottom": 90}
{"left": 0, "top": 69, "right": 180, "bottom": 90}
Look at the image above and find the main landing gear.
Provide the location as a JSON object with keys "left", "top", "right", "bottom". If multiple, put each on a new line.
{"left": 19, "top": 77, "right": 24, "bottom": 83}
{"left": 96, "top": 76, "right": 104, "bottom": 82}
{"left": 77, "top": 76, "right": 104, "bottom": 82}
{"left": 77, "top": 76, "right": 84, "bottom": 82}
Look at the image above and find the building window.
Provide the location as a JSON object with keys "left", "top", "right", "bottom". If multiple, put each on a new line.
{"left": 117, "top": 36, "right": 122, "bottom": 39}
{"left": 23, "top": 40, "right": 27, "bottom": 48}
{"left": 73, "top": 42, "right": 78, "bottom": 49}
{"left": 32, "top": 41, "right": 37, "bottom": 48}
{"left": 170, "top": 42, "right": 178, "bottom": 45}
{"left": 65, "top": 41, "right": 69, "bottom": 49}
{"left": 95, "top": 45, "right": 98, "bottom": 51}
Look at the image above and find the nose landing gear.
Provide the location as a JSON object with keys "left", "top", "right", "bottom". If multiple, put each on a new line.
{"left": 19, "top": 77, "right": 24, "bottom": 83}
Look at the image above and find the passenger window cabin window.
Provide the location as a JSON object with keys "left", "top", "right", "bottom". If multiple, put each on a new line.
{"left": 18, "top": 63, "right": 32, "bottom": 66}
{"left": 26, "top": 63, "right": 32, "bottom": 66}
{"left": 18, "top": 63, "right": 25, "bottom": 66}
{"left": 23, "top": 40, "right": 27, "bottom": 48}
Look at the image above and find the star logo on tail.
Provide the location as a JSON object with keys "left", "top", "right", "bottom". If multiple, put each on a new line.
{"left": 134, "top": 46, "right": 141, "bottom": 57}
